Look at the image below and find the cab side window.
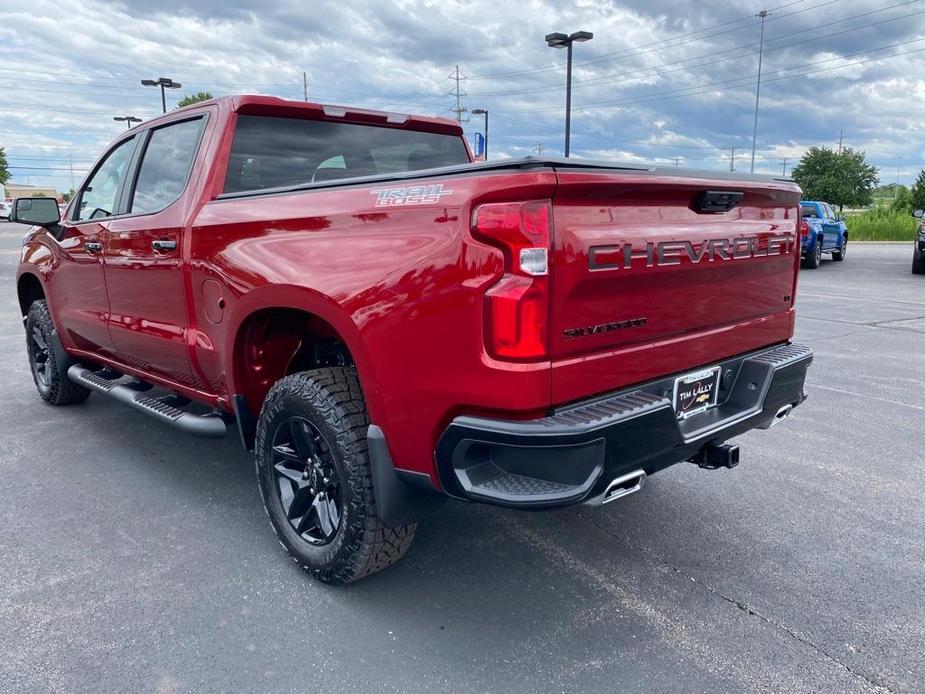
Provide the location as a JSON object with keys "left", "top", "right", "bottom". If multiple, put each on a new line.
{"left": 130, "top": 118, "right": 205, "bottom": 214}
{"left": 74, "top": 137, "right": 136, "bottom": 222}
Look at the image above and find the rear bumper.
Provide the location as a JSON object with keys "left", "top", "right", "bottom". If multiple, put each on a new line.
{"left": 435, "top": 343, "right": 812, "bottom": 509}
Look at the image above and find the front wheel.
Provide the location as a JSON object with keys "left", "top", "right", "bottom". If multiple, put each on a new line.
{"left": 255, "top": 367, "right": 416, "bottom": 584}
{"left": 832, "top": 236, "right": 847, "bottom": 261}
{"left": 913, "top": 248, "right": 925, "bottom": 275}
{"left": 25, "top": 300, "right": 91, "bottom": 406}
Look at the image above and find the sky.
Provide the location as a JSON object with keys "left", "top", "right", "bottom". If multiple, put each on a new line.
{"left": 1, "top": 0, "right": 924, "bottom": 192}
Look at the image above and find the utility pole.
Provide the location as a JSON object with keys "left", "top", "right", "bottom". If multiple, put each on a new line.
{"left": 780, "top": 158, "right": 789, "bottom": 176}
{"left": 728, "top": 146, "right": 738, "bottom": 172}
{"left": 449, "top": 65, "right": 468, "bottom": 123}
{"left": 837, "top": 130, "right": 844, "bottom": 155}
{"left": 895, "top": 155, "right": 903, "bottom": 198}
{"left": 673, "top": 156, "right": 681, "bottom": 167}
{"left": 303, "top": 72, "right": 308, "bottom": 102}
{"left": 534, "top": 143, "right": 545, "bottom": 156}
{"left": 67, "top": 153, "right": 75, "bottom": 190}
{"left": 750, "top": 10, "right": 770, "bottom": 174}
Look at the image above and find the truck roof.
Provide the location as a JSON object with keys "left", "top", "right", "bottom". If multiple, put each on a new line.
{"left": 163, "top": 94, "right": 463, "bottom": 137}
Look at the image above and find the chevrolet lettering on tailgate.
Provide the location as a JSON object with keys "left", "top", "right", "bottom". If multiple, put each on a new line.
{"left": 589, "top": 234, "right": 794, "bottom": 271}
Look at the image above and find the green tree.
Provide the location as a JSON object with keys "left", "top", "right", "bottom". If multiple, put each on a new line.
{"left": 175, "top": 91, "right": 213, "bottom": 109}
{"left": 791, "top": 146, "right": 879, "bottom": 210}
{"left": 62, "top": 188, "right": 75, "bottom": 203}
{"left": 892, "top": 185, "right": 913, "bottom": 213}
{"left": 0, "top": 145, "right": 9, "bottom": 185}
{"left": 911, "top": 169, "right": 925, "bottom": 211}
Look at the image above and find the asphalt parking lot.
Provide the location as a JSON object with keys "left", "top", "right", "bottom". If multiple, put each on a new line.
{"left": 0, "top": 222, "right": 922, "bottom": 694}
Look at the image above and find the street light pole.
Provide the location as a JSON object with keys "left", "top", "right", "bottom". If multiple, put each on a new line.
{"left": 565, "top": 40, "right": 573, "bottom": 158}
{"left": 545, "top": 30, "right": 593, "bottom": 158}
{"left": 472, "top": 108, "right": 489, "bottom": 160}
{"left": 141, "top": 77, "right": 182, "bottom": 113}
{"left": 750, "top": 10, "right": 769, "bottom": 174}
{"left": 113, "top": 116, "right": 142, "bottom": 130}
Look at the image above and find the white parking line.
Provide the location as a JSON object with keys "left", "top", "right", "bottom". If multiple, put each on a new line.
{"left": 812, "top": 384, "right": 925, "bottom": 412}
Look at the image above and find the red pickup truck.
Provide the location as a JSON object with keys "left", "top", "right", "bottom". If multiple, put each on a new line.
{"left": 14, "top": 95, "right": 812, "bottom": 583}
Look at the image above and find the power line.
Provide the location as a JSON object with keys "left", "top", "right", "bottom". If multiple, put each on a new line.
{"left": 469, "top": 0, "right": 921, "bottom": 98}
{"left": 4, "top": 156, "right": 95, "bottom": 162}
{"left": 565, "top": 0, "right": 842, "bottom": 70}
{"left": 505, "top": 36, "right": 925, "bottom": 113}
{"left": 8, "top": 165, "right": 90, "bottom": 172}
{"left": 467, "top": 0, "right": 824, "bottom": 80}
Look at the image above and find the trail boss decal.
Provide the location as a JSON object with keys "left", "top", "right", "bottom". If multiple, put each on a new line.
{"left": 589, "top": 234, "right": 794, "bottom": 271}
{"left": 371, "top": 184, "right": 454, "bottom": 207}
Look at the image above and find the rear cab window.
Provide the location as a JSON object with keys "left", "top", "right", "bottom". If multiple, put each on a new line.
{"left": 223, "top": 115, "right": 470, "bottom": 194}
{"left": 801, "top": 204, "right": 819, "bottom": 219}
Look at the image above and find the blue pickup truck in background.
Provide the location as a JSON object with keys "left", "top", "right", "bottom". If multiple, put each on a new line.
{"left": 800, "top": 201, "right": 848, "bottom": 269}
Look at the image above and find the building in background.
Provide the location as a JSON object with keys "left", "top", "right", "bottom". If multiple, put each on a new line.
{"left": 2, "top": 183, "right": 61, "bottom": 201}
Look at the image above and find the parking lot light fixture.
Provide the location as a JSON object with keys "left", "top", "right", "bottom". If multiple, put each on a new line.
{"left": 113, "top": 116, "right": 142, "bottom": 130}
{"left": 141, "top": 77, "right": 182, "bottom": 113}
{"left": 545, "top": 30, "right": 593, "bottom": 157}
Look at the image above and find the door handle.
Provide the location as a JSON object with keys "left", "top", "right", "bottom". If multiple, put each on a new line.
{"left": 152, "top": 239, "right": 177, "bottom": 252}
{"left": 85, "top": 241, "right": 102, "bottom": 253}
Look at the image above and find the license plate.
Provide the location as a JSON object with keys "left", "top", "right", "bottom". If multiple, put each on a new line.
{"left": 673, "top": 367, "right": 721, "bottom": 419}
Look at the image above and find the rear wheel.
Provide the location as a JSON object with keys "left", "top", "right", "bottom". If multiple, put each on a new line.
{"left": 832, "top": 236, "right": 847, "bottom": 261}
{"left": 25, "top": 300, "right": 90, "bottom": 406}
{"left": 803, "top": 238, "right": 822, "bottom": 269}
{"left": 255, "top": 367, "right": 416, "bottom": 584}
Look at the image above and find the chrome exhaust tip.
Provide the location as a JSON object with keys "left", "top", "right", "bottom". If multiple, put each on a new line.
{"left": 759, "top": 403, "right": 794, "bottom": 429}
{"left": 590, "top": 469, "right": 646, "bottom": 506}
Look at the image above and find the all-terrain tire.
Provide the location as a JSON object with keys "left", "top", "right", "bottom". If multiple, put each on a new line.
{"left": 803, "top": 238, "right": 822, "bottom": 269}
{"left": 832, "top": 237, "right": 846, "bottom": 261}
{"left": 25, "top": 300, "right": 91, "bottom": 406}
{"left": 255, "top": 367, "right": 416, "bottom": 584}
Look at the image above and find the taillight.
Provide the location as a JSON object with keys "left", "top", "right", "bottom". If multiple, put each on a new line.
{"left": 472, "top": 200, "right": 552, "bottom": 360}
{"left": 800, "top": 219, "right": 810, "bottom": 236}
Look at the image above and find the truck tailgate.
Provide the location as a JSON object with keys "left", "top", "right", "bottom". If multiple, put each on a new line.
{"left": 549, "top": 169, "right": 802, "bottom": 404}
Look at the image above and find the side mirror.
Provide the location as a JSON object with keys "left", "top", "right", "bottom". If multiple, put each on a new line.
{"left": 913, "top": 209, "right": 924, "bottom": 219}
{"left": 836, "top": 215, "right": 845, "bottom": 222}
{"left": 11, "top": 197, "right": 61, "bottom": 227}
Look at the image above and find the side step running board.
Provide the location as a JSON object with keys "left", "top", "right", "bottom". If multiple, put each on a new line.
{"left": 68, "top": 365, "right": 228, "bottom": 439}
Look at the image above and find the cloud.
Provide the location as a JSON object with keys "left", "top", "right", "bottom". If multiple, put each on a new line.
{"left": 1, "top": 0, "right": 923, "bottom": 191}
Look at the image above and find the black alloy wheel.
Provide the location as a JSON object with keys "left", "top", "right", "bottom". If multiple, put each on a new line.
{"left": 24, "top": 300, "right": 91, "bottom": 405}
{"left": 28, "top": 322, "right": 52, "bottom": 393}
{"left": 270, "top": 416, "right": 342, "bottom": 546}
